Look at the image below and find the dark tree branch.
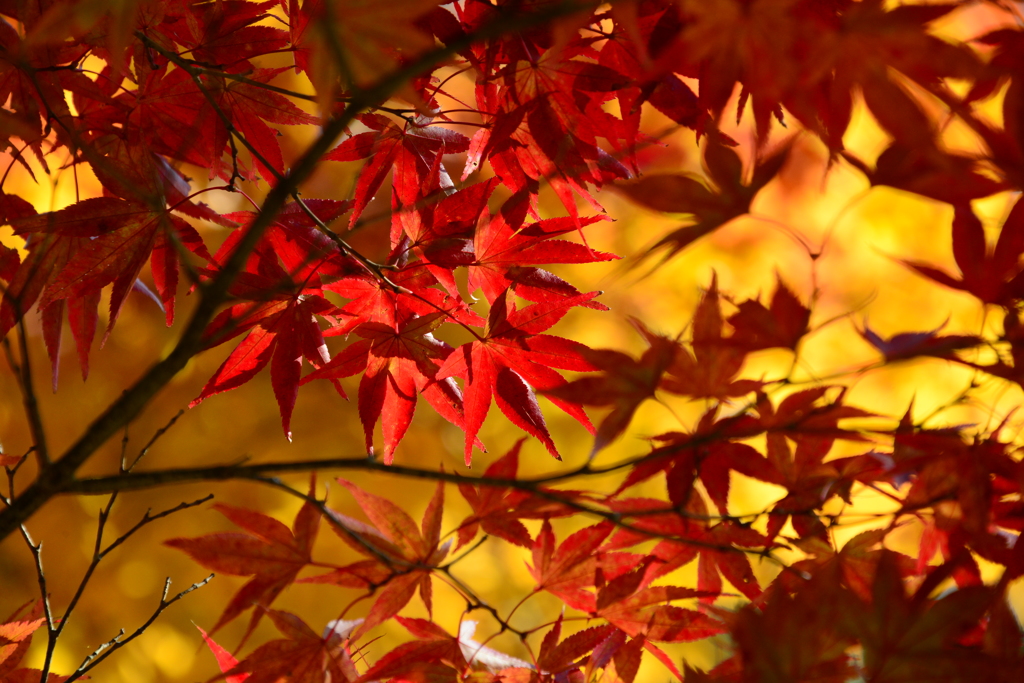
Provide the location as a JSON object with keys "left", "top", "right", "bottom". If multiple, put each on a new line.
{"left": 95, "top": 461, "right": 785, "bottom": 565}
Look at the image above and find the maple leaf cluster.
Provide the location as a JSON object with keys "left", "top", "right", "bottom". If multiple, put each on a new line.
{"left": 6, "top": 0, "right": 1024, "bottom": 682}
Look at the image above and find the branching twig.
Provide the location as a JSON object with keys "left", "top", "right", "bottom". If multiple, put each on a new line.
{"left": 65, "top": 574, "right": 214, "bottom": 683}
{"left": 30, "top": 493, "right": 213, "bottom": 681}
{"left": 19, "top": 525, "right": 55, "bottom": 630}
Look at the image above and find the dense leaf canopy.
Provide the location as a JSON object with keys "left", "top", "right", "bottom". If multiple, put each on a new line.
{"left": 3, "top": 1, "right": 1024, "bottom": 682}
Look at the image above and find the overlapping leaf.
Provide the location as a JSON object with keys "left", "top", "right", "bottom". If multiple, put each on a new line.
{"left": 301, "top": 311, "right": 469, "bottom": 462}
{"left": 164, "top": 478, "right": 321, "bottom": 640}
{"left": 454, "top": 440, "right": 575, "bottom": 550}
{"left": 543, "top": 321, "right": 677, "bottom": 453}
{"left": 529, "top": 520, "right": 613, "bottom": 613}
{"left": 219, "top": 610, "right": 358, "bottom": 683}
{"left": 311, "top": 479, "right": 449, "bottom": 640}
{"left": 901, "top": 200, "right": 1024, "bottom": 306}
{"left": 437, "top": 289, "right": 599, "bottom": 464}
{"left": 1, "top": 195, "right": 212, "bottom": 384}
{"left": 613, "top": 138, "right": 790, "bottom": 258}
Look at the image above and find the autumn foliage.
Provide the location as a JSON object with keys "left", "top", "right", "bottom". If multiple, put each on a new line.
{"left": 4, "top": 0, "right": 1024, "bottom": 682}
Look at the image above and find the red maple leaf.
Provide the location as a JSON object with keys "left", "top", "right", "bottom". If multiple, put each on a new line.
{"left": 197, "top": 626, "right": 250, "bottom": 683}
{"left": 845, "top": 142, "right": 1006, "bottom": 205}
{"left": 325, "top": 263, "right": 483, "bottom": 335}
{"left": 659, "top": 274, "right": 763, "bottom": 399}
{"left": 613, "top": 139, "right": 789, "bottom": 258}
{"left": 392, "top": 178, "right": 497, "bottom": 296}
{"left": 314, "top": 479, "right": 449, "bottom": 641}
{"left": 466, "top": 85, "right": 625, "bottom": 226}
{"left": 604, "top": 497, "right": 766, "bottom": 604}
{"left": 4, "top": 198, "right": 211, "bottom": 330}
{"left": 355, "top": 617, "right": 467, "bottom": 683}
{"left": 727, "top": 274, "right": 810, "bottom": 352}
{"left": 221, "top": 610, "right": 359, "bottom": 683}
{"left": 301, "top": 311, "right": 469, "bottom": 462}
{"left": 326, "top": 113, "right": 469, "bottom": 229}
{"left": 840, "top": 550, "right": 999, "bottom": 682}
{"left": 2, "top": 195, "right": 212, "bottom": 385}
{"left": 133, "top": 66, "right": 318, "bottom": 182}
{"left": 529, "top": 519, "right": 613, "bottom": 614}
{"left": 468, "top": 192, "right": 617, "bottom": 306}
{"left": 437, "top": 289, "right": 598, "bottom": 464}
{"left": 536, "top": 614, "right": 616, "bottom": 677}
{"left": 784, "top": 529, "right": 913, "bottom": 603}
{"left": 191, "top": 221, "right": 348, "bottom": 439}
{"left": 626, "top": 425, "right": 783, "bottom": 517}
{"left": 901, "top": 200, "right": 1024, "bottom": 306}
{"left": 164, "top": 477, "right": 321, "bottom": 641}
{"left": 597, "top": 6, "right": 707, "bottom": 172}
{"left": 543, "top": 320, "right": 678, "bottom": 453}
{"left": 726, "top": 569, "right": 856, "bottom": 682}
{"left": 454, "top": 439, "right": 577, "bottom": 550}
{"left": 0, "top": 18, "right": 86, "bottom": 146}
{"left": 499, "top": 45, "right": 632, "bottom": 219}
{"left": 159, "top": 0, "right": 288, "bottom": 66}
{"left": 288, "top": 0, "right": 441, "bottom": 102}
{"left": 811, "top": 0, "right": 983, "bottom": 154}
{"left": 223, "top": 198, "right": 358, "bottom": 285}
{"left": 716, "top": 389, "right": 876, "bottom": 540}
{"left": 598, "top": 585, "right": 724, "bottom": 644}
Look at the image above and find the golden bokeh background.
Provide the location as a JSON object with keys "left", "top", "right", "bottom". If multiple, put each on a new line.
{"left": 2, "top": 3, "right": 1024, "bottom": 681}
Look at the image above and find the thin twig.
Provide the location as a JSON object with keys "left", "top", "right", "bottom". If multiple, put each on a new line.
{"left": 2, "top": 321, "right": 50, "bottom": 467}
{"left": 129, "top": 409, "right": 185, "bottom": 471}
{"left": 66, "top": 574, "right": 214, "bottom": 682}
{"left": 36, "top": 493, "right": 213, "bottom": 680}
{"left": 19, "top": 525, "right": 55, "bottom": 629}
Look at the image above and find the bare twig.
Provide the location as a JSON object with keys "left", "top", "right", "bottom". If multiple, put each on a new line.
{"left": 129, "top": 409, "right": 185, "bottom": 471}
{"left": 66, "top": 574, "right": 214, "bottom": 683}
{"left": 2, "top": 327, "right": 49, "bottom": 468}
{"left": 15, "top": 319, "right": 48, "bottom": 467}
{"left": 31, "top": 493, "right": 213, "bottom": 681}
{"left": 19, "top": 525, "right": 55, "bottom": 630}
